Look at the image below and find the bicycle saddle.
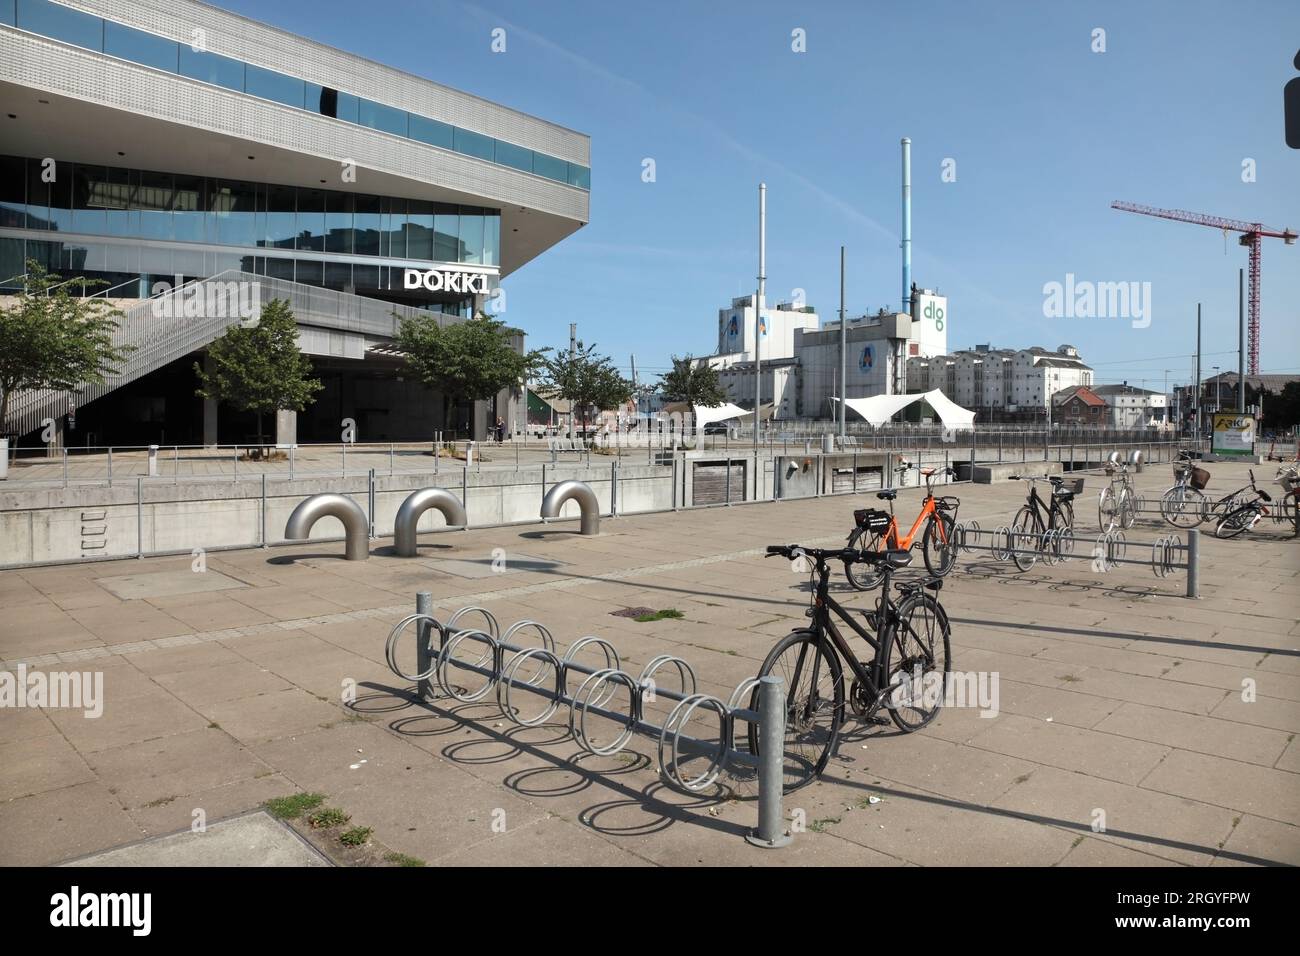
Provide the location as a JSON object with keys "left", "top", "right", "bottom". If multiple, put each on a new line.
{"left": 877, "top": 489, "right": 898, "bottom": 501}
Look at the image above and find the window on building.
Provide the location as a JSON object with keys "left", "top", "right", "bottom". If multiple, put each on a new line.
{"left": 178, "top": 46, "right": 244, "bottom": 92}
{"left": 493, "top": 140, "right": 533, "bottom": 174}
{"left": 358, "top": 98, "right": 408, "bottom": 137}
{"left": 17, "top": 0, "right": 102, "bottom": 52}
{"left": 409, "top": 114, "right": 453, "bottom": 149}
{"left": 103, "top": 20, "right": 178, "bottom": 72}
{"left": 452, "top": 128, "right": 494, "bottom": 161}
{"left": 245, "top": 63, "right": 305, "bottom": 109}
{"left": 434, "top": 206, "right": 459, "bottom": 262}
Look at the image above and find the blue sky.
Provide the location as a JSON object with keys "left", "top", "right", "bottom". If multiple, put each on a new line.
{"left": 222, "top": 0, "right": 1300, "bottom": 390}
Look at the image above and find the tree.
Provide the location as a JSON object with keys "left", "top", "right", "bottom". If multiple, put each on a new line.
{"left": 659, "top": 354, "right": 727, "bottom": 407}
{"left": 540, "top": 341, "right": 633, "bottom": 433}
{"left": 193, "top": 298, "right": 321, "bottom": 442}
{"left": 1262, "top": 382, "right": 1300, "bottom": 432}
{"left": 0, "top": 260, "right": 132, "bottom": 436}
{"left": 396, "top": 311, "right": 545, "bottom": 434}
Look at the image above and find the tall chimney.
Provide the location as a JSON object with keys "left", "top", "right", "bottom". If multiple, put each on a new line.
{"left": 901, "top": 137, "right": 912, "bottom": 316}
{"left": 755, "top": 182, "right": 766, "bottom": 433}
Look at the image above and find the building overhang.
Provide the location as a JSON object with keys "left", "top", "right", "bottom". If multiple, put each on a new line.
{"left": 0, "top": 25, "right": 588, "bottom": 277}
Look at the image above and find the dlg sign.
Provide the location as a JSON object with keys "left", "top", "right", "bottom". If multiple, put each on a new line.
{"left": 911, "top": 293, "right": 948, "bottom": 358}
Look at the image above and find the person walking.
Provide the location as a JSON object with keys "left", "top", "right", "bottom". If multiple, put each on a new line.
{"left": 494, "top": 416, "right": 506, "bottom": 444}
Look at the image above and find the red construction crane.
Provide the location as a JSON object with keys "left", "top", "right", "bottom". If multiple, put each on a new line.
{"left": 1111, "top": 201, "right": 1296, "bottom": 374}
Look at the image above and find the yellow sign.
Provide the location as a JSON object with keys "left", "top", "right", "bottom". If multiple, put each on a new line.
{"left": 1211, "top": 412, "right": 1255, "bottom": 457}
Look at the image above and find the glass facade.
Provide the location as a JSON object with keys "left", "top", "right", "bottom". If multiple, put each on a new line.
{"left": 11, "top": 0, "right": 590, "bottom": 191}
{"left": 0, "top": 155, "right": 498, "bottom": 316}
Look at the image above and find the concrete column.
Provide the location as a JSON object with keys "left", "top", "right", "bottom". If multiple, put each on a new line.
{"left": 472, "top": 399, "right": 489, "bottom": 442}
{"left": 275, "top": 409, "right": 297, "bottom": 447}
{"left": 202, "top": 353, "right": 218, "bottom": 447}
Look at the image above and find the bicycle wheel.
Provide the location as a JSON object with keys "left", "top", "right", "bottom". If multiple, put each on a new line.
{"left": 1098, "top": 487, "right": 1118, "bottom": 533}
{"left": 1010, "top": 505, "right": 1040, "bottom": 571}
{"left": 886, "top": 592, "right": 953, "bottom": 732}
{"left": 921, "top": 512, "right": 958, "bottom": 577}
{"left": 747, "top": 630, "right": 844, "bottom": 791}
{"left": 1215, "top": 505, "right": 1255, "bottom": 539}
{"left": 1056, "top": 496, "right": 1075, "bottom": 532}
{"left": 1119, "top": 487, "right": 1137, "bottom": 530}
{"left": 1160, "top": 486, "right": 1206, "bottom": 528}
{"left": 845, "top": 525, "right": 887, "bottom": 591}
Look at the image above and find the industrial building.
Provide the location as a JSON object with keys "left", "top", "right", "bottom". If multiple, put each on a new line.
{"left": 907, "top": 344, "right": 1093, "bottom": 423}
{"left": 695, "top": 290, "right": 950, "bottom": 421}
{"left": 0, "top": 0, "right": 589, "bottom": 446}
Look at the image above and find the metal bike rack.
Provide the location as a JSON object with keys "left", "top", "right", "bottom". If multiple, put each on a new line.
{"left": 384, "top": 593, "right": 792, "bottom": 848}
{"left": 540, "top": 480, "right": 600, "bottom": 535}
{"left": 951, "top": 521, "right": 1200, "bottom": 598}
{"left": 393, "top": 487, "right": 467, "bottom": 556}
{"left": 283, "top": 493, "right": 369, "bottom": 561}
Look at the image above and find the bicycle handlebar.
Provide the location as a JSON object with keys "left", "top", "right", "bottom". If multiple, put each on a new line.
{"left": 766, "top": 544, "right": 896, "bottom": 566}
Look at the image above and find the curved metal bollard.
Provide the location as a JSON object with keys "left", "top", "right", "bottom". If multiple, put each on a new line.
{"left": 394, "top": 487, "right": 467, "bottom": 557}
{"left": 284, "top": 493, "right": 369, "bottom": 560}
{"left": 540, "top": 479, "right": 600, "bottom": 535}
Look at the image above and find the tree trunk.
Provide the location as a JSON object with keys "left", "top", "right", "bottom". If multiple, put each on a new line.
{"left": 0, "top": 386, "right": 9, "bottom": 437}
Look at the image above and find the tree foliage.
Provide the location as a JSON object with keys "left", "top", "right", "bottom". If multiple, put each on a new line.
{"left": 396, "top": 311, "right": 544, "bottom": 430}
{"left": 0, "top": 260, "right": 132, "bottom": 434}
{"left": 659, "top": 354, "right": 727, "bottom": 407}
{"left": 539, "top": 341, "right": 633, "bottom": 430}
{"left": 193, "top": 298, "right": 321, "bottom": 439}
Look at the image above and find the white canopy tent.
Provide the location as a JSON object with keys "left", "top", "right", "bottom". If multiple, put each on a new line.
{"left": 692, "top": 402, "right": 753, "bottom": 428}
{"left": 832, "top": 389, "right": 975, "bottom": 428}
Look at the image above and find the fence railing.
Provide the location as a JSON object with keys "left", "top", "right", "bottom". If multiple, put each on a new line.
{"left": 2, "top": 434, "right": 1193, "bottom": 488}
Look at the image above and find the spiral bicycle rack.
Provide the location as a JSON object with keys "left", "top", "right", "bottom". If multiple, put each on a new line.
{"left": 384, "top": 593, "right": 794, "bottom": 848}
{"left": 950, "top": 520, "right": 1200, "bottom": 598}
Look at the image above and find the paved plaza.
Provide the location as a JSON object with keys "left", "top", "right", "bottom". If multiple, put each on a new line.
{"left": 1, "top": 462, "right": 1296, "bottom": 866}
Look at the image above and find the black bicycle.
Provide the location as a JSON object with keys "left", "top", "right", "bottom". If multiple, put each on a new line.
{"left": 751, "top": 544, "right": 952, "bottom": 791}
{"left": 1214, "top": 469, "right": 1272, "bottom": 538}
{"left": 1008, "top": 474, "right": 1078, "bottom": 571}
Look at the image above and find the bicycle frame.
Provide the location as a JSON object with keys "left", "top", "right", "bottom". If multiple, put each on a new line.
{"left": 879, "top": 474, "right": 950, "bottom": 550}
{"left": 793, "top": 559, "right": 898, "bottom": 708}
{"left": 1022, "top": 482, "right": 1069, "bottom": 531}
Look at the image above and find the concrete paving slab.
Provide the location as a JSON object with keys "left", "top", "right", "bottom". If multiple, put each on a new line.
{"left": 95, "top": 569, "right": 247, "bottom": 601}
{"left": 65, "top": 811, "right": 330, "bottom": 867}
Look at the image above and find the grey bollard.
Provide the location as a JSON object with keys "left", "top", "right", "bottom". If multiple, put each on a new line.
{"left": 393, "top": 487, "right": 467, "bottom": 557}
{"left": 540, "top": 479, "right": 600, "bottom": 535}
{"left": 746, "top": 674, "right": 792, "bottom": 848}
{"left": 284, "top": 493, "right": 369, "bottom": 560}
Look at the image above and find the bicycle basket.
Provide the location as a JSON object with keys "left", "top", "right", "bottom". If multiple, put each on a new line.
{"left": 1055, "top": 477, "right": 1085, "bottom": 496}
{"left": 854, "top": 508, "right": 892, "bottom": 532}
{"left": 1190, "top": 467, "right": 1210, "bottom": 491}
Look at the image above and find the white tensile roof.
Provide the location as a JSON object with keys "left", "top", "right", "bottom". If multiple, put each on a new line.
{"left": 831, "top": 389, "right": 976, "bottom": 427}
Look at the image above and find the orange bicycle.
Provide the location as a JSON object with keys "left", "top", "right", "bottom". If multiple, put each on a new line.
{"left": 845, "top": 462, "right": 959, "bottom": 590}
